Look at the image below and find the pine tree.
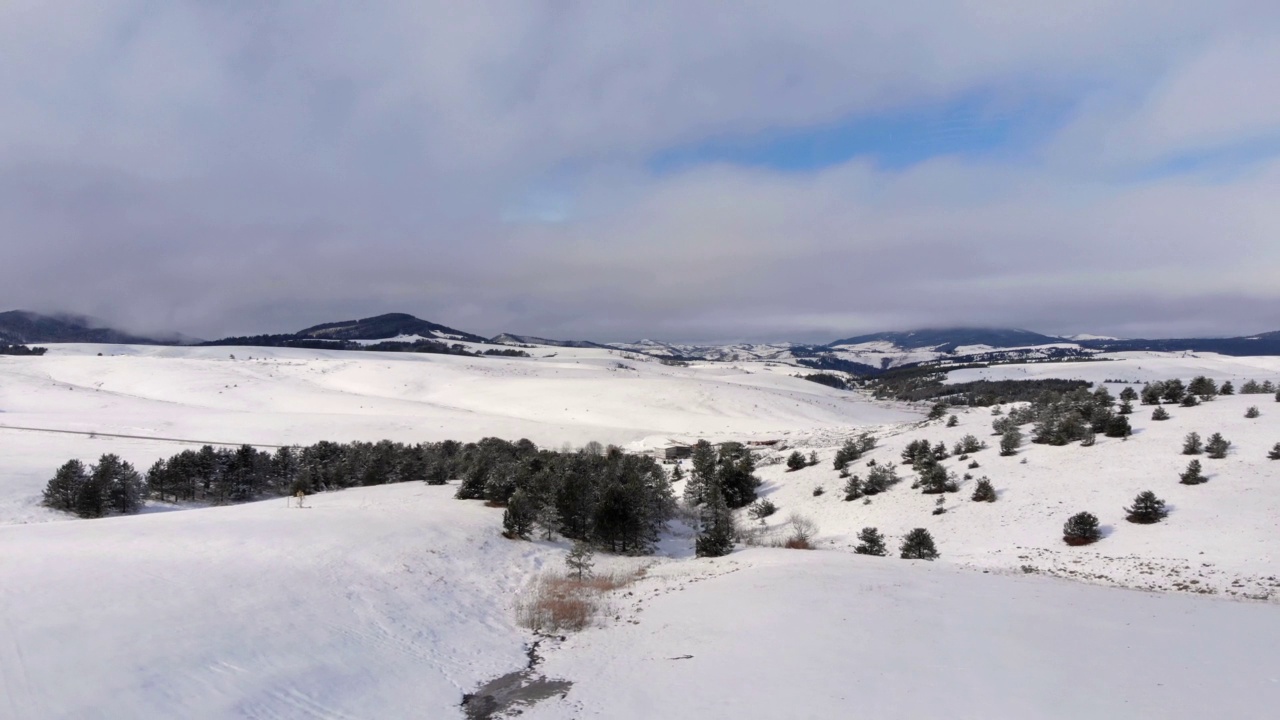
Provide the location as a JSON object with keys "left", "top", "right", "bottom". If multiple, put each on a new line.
{"left": 999, "top": 427, "right": 1023, "bottom": 456}
{"left": 1063, "top": 512, "right": 1101, "bottom": 545}
{"left": 1124, "top": 491, "right": 1168, "bottom": 524}
{"left": 833, "top": 438, "right": 862, "bottom": 469}
{"left": 807, "top": 451, "right": 819, "bottom": 467}
{"left": 928, "top": 402, "right": 948, "bottom": 421}
{"left": 1182, "top": 432, "right": 1203, "bottom": 455}
{"left": 1205, "top": 433, "right": 1231, "bottom": 459}
{"left": 1179, "top": 394, "right": 1199, "bottom": 408}
{"left": 946, "top": 415, "right": 959, "bottom": 428}
{"left": 1117, "top": 399, "right": 1134, "bottom": 415}
{"left": 899, "top": 528, "right": 939, "bottom": 560}
{"left": 694, "top": 475, "right": 735, "bottom": 558}
{"left": 534, "top": 499, "right": 561, "bottom": 540}
{"left": 1245, "top": 406, "right": 1261, "bottom": 419}
{"left": 971, "top": 477, "right": 996, "bottom": 502}
{"left": 1161, "top": 379, "right": 1187, "bottom": 404}
{"left": 1268, "top": 443, "right": 1280, "bottom": 461}
{"left": 43, "top": 459, "right": 88, "bottom": 512}
{"left": 863, "top": 464, "right": 899, "bottom": 495}
{"left": 1151, "top": 406, "right": 1171, "bottom": 421}
{"left": 502, "top": 488, "right": 535, "bottom": 539}
{"left": 1179, "top": 459, "right": 1206, "bottom": 485}
{"left": 854, "top": 527, "right": 886, "bottom": 556}
{"left": 1188, "top": 375, "right": 1218, "bottom": 400}
{"left": 1220, "top": 381, "right": 1235, "bottom": 395}
{"left": 1119, "top": 386, "right": 1139, "bottom": 403}
{"left": 1140, "top": 383, "right": 1163, "bottom": 406}
{"left": 1104, "top": 415, "right": 1132, "bottom": 438}
{"left": 565, "top": 540, "right": 595, "bottom": 580}
{"left": 842, "top": 474, "right": 863, "bottom": 501}
{"left": 786, "top": 451, "right": 806, "bottom": 472}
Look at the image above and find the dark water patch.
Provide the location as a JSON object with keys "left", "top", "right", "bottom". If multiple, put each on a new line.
{"left": 461, "top": 640, "right": 572, "bottom": 719}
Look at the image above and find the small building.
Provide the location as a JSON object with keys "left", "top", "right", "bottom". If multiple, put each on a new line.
{"left": 661, "top": 444, "right": 693, "bottom": 460}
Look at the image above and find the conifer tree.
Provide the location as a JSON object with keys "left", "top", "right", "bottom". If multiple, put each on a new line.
{"left": 899, "top": 528, "right": 939, "bottom": 560}
{"left": 1182, "top": 432, "right": 1203, "bottom": 455}
{"left": 1180, "top": 394, "right": 1199, "bottom": 408}
{"left": 1062, "top": 511, "right": 1101, "bottom": 545}
{"left": 1117, "top": 399, "right": 1134, "bottom": 415}
{"left": 43, "top": 459, "right": 88, "bottom": 512}
{"left": 999, "top": 427, "right": 1023, "bottom": 456}
{"left": 854, "top": 527, "right": 886, "bottom": 556}
{"left": 842, "top": 474, "right": 863, "bottom": 501}
{"left": 502, "top": 488, "right": 535, "bottom": 539}
{"left": 1268, "top": 443, "right": 1280, "bottom": 461}
{"left": 1124, "top": 490, "right": 1168, "bottom": 524}
{"left": 1151, "top": 406, "right": 1171, "bottom": 421}
{"left": 565, "top": 540, "right": 595, "bottom": 580}
{"left": 1140, "top": 383, "right": 1163, "bottom": 406}
{"left": 786, "top": 451, "right": 806, "bottom": 471}
{"left": 971, "top": 477, "right": 996, "bottom": 502}
{"left": 1119, "top": 386, "right": 1139, "bottom": 403}
{"left": 1179, "top": 459, "right": 1206, "bottom": 485}
{"left": 695, "top": 475, "right": 735, "bottom": 558}
{"left": 1104, "top": 415, "right": 1132, "bottom": 438}
{"left": 1245, "top": 406, "right": 1261, "bottom": 419}
{"left": 1161, "top": 379, "right": 1187, "bottom": 404}
{"left": 947, "top": 415, "right": 959, "bottom": 427}
{"left": 1205, "top": 432, "right": 1231, "bottom": 459}
{"left": 1220, "top": 381, "right": 1234, "bottom": 395}
{"left": 807, "top": 451, "right": 819, "bottom": 467}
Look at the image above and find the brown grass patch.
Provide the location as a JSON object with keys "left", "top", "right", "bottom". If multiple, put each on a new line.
{"left": 783, "top": 537, "right": 814, "bottom": 550}
{"left": 515, "top": 567, "right": 646, "bottom": 633}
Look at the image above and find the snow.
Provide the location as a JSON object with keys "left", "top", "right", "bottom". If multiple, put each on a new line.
{"left": 524, "top": 549, "right": 1280, "bottom": 719}
{"left": 4, "top": 344, "right": 1280, "bottom": 717}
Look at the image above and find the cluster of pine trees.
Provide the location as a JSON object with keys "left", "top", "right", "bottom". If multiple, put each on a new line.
{"left": 679, "top": 441, "right": 762, "bottom": 558}
{"left": 0, "top": 344, "right": 48, "bottom": 355}
{"left": 989, "top": 385, "right": 1130, "bottom": 448}
{"left": 43, "top": 455, "right": 145, "bottom": 518}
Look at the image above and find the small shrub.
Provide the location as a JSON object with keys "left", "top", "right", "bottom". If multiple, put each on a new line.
{"left": 1151, "top": 406, "right": 1171, "bottom": 421}
{"left": 968, "top": 460, "right": 979, "bottom": 469}
{"left": 1245, "top": 406, "right": 1260, "bottom": 419}
{"left": 1062, "top": 512, "right": 1101, "bottom": 546}
{"left": 812, "top": 485, "right": 825, "bottom": 497}
{"left": 1268, "top": 443, "right": 1280, "bottom": 461}
{"left": 785, "top": 514, "right": 818, "bottom": 549}
{"left": 946, "top": 415, "right": 959, "bottom": 427}
{"left": 748, "top": 499, "right": 778, "bottom": 522}
{"left": 786, "top": 451, "right": 806, "bottom": 471}
{"left": 1124, "top": 490, "right": 1168, "bottom": 524}
{"left": 899, "top": 528, "right": 939, "bottom": 560}
{"left": 1180, "top": 395, "right": 1200, "bottom": 408}
{"left": 931, "top": 497, "right": 947, "bottom": 515}
{"left": 971, "top": 477, "right": 996, "bottom": 502}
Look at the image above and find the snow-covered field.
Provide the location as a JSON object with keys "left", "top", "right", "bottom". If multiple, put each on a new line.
{"left": 3, "top": 344, "right": 1280, "bottom": 718}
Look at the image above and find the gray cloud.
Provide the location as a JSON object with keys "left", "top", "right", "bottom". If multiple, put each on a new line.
{"left": 2, "top": 1, "right": 1280, "bottom": 342}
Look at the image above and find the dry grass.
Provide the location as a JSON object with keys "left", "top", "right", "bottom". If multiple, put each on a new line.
{"left": 514, "top": 567, "right": 646, "bottom": 633}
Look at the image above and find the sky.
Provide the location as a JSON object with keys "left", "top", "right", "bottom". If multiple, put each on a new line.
{"left": 2, "top": 1, "right": 1280, "bottom": 343}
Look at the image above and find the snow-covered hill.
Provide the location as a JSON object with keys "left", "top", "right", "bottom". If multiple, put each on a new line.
{"left": 4, "top": 345, "right": 1280, "bottom": 717}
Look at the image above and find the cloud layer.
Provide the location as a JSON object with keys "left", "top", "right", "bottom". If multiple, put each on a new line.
{"left": 2, "top": 1, "right": 1279, "bottom": 341}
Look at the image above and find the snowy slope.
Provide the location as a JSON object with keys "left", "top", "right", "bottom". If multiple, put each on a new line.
{"left": 0, "top": 344, "right": 913, "bottom": 525}
{"left": 524, "top": 549, "right": 1280, "bottom": 720}
{"left": 0, "top": 483, "right": 557, "bottom": 719}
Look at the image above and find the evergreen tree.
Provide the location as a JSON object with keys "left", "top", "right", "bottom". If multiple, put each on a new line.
{"left": 946, "top": 415, "right": 959, "bottom": 428}
{"left": 565, "top": 540, "right": 595, "bottom": 580}
{"left": 854, "top": 527, "right": 886, "bottom": 556}
{"left": 1140, "top": 383, "right": 1163, "bottom": 406}
{"left": 502, "top": 488, "right": 535, "bottom": 539}
{"left": 899, "top": 528, "right": 939, "bottom": 560}
{"left": 842, "top": 474, "right": 863, "bottom": 501}
{"left": 1161, "top": 379, "right": 1187, "bottom": 404}
{"left": 683, "top": 440, "right": 717, "bottom": 506}
{"left": 534, "top": 499, "right": 561, "bottom": 540}
{"left": 1179, "top": 459, "right": 1206, "bottom": 485}
{"left": 833, "top": 438, "right": 861, "bottom": 469}
{"left": 694, "top": 474, "right": 735, "bottom": 558}
{"left": 1268, "top": 443, "right": 1280, "bottom": 461}
{"left": 928, "top": 402, "right": 948, "bottom": 421}
{"left": 971, "top": 477, "right": 996, "bottom": 502}
{"left": 786, "top": 450, "right": 806, "bottom": 471}
{"left": 1151, "top": 406, "right": 1171, "bottom": 421}
{"left": 43, "top": 459, "right": 88, "bottom": 512}
{"left": 1124, "top": 490, "right": 1168, "bottom": 524}
{"left": 1188, "top": 375, "right": 1218, "bottom": 400}
{"left": 1119, "top": 386, "right": 1139, "bottom": 403}
{"left": 999, "top": 427, "right": 1023, "bottom": 456}
{"left": 807, "top": 451, "right": 819, "bottom": 467}
{"left": 862, "top": 464, "right": 899, "bottom": 495}
{"left": 1182, "top": 432, "right": 1203, "bottom": 455}
{"left": 1062, "top": 511, "right": 1101, "bottom": 545}
{"left": 1104, "top": 415, "right": 1132, "bottom": 438}
{"left": 1117, "top": 399, "right": 1134, "bottom": 415}
{"left": 1220, "top": 381, "right": 1235, "bottom": 395}
{"left": 1205, "top": 432, "right": 1231, "bottom": 459}
{"left": 1245, "top": 406, "right": 1261, "bottom": 419}
{"left": 1179, "top": 394, "right": 1199, "bottom": 408}
{"left": 953, "top": 434, "right": 985, "bottom": 455}
{"left": 716, "top": 442, "right": 760, "bottom": 509}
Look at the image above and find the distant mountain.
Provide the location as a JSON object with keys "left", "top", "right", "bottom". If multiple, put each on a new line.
{"left": 828, "top": 327, "right": 1067, "bottom": 351}
{"left": 0, "top": 310, "right": 172, "bottom": 345}
{"left": 1078, "top": 331, "right": 1280, "bottom": 357}
{"left": 294, "top": 313, "right": 488, "bottom": 343}
{"left": 490, "top": 333, "right": 609, "bottom": 349}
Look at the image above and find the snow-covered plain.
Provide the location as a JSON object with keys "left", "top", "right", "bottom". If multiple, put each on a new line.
{"left": 4, "top": 344, "right": 1280, "bottom": 718}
